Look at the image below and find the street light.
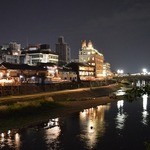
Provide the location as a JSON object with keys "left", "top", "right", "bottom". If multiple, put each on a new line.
{"left": 142, "top": 68, "right": 147, "bottom": 75}
{"left": 117, "top": 69, "right": 124, "bottom": 76}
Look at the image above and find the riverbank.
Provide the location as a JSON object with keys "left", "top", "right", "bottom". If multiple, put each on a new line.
{"left": 0, "top": 83, "right": 119, "bottom": 103}
{"left": 0, "top": 84, "right": 120, "bottom": 131}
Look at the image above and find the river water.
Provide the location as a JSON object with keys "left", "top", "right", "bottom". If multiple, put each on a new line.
{"left": 0, "top": 95, "right": 150, "bottom": 150}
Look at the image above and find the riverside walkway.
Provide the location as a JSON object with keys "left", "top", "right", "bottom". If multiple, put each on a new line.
{"left": 0, "top": 84, "right": 118, "bottom": 104}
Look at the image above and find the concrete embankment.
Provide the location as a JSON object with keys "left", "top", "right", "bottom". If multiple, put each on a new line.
{"left": 53, "top": 84, "right": 120, "bottom": 114}
{"left": 51, "top": 84, "right": 119, "bottom": 101}
{"left": 0, "top": 84, "right": 119, "bottom": 104}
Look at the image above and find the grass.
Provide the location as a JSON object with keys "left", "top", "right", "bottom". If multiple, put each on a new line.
{"left": 0, "top": 98, "right": 66, "bottom": 131}
{"left": 0, "top": 98, "right": 64, "bottom": 118}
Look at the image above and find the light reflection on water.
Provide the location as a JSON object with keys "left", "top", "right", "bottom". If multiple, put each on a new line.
{"left": 142, "top": 94, "right": 149, "bottom": 125}
{"left": 116, "top": 100, "right": 128, "bottom": 130}
{"left": 44, "top": 118, "right": 61, "bottom": 149}
{"left": 14, "top": 133, "right": 20, "bottom": 150}
{"left": 45, "top": 126, "right": 61, "bottom": 150}
{"left": 79, "top": 104, "right": 110, "bottom": 149}
{"left": 0, "top": 130, "right": 21, "bottom": 150}
{"left": 0, "top": 97, "right": 150, "bottom": 150}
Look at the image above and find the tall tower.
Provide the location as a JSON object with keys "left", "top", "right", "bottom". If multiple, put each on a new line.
{"left": 55, "top": 36, "right": 71, "bottom": 66}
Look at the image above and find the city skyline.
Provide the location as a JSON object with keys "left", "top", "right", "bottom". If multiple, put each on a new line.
{"left": 0, "top": 0, "right": 150, "bottom": 73}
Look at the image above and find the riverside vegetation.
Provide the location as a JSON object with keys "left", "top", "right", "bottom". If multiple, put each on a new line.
{"left": 0, "top": 98, "right": 65, "bottom": 131}
{"left": 125, "top": 84, "right": 150, "bottom": 101}
{"left": 0, "top": 84, "right": 119, "bottom": 131}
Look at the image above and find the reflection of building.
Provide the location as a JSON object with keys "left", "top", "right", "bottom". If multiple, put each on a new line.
{"left": 79, "top": 40, "right": 104, "bottom": 78}
{"left": 79, "top": 104, "right": 110, "bottom": 149}
{"left": 55, "top": 36, "right": 71, "bottom": 66}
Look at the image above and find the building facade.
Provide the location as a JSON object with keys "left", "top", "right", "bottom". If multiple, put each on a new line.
{"left": 79, "top": 40, "right": 104, "bottom": 78}
{"left": 65, "top": 62, "right": 95, "bottom": 81}
{"left": 20, "top": 44, "right": 58, "bottom": 66}
{"left": 55, "top": 36, "right": 71, "bottom": 66}
{"left": 103, "top": 62, "right": 112, "bottom": 78}
{"left": 0, "top": 42, "right": 21, "bottom": 64}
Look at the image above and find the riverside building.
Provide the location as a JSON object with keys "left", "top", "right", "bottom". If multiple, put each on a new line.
{"left": 0, "top": 42, "right": 21, "bottom": 64}
{"left": 79, "top": 40, "right": 104, "bottom": 79}
{"left": 20, "top": 44, "right": 58, "bottom": 66}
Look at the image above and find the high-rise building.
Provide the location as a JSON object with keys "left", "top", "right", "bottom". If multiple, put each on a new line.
{"left": 55, "top": 36, "right": 71, "bottom": 66}
{"left": 79, "top": 40, "right": 104, "bottom": 78}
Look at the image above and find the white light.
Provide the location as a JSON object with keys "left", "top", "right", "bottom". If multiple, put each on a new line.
{"left": 142, "top": 68, "right": 147, "bottom": 74}
{"left": 142, "top": 94, "right": 148, "bottom": 110}
{"left": 117, "top": 69, "right": 124, "bottom": 75}
{"left": 31, "top": 76, "right": 35, "bottom": 80}
{"left": 1, "top": 133, "right": 4, "bottom": 138}
{"left": 8, "top": 130, "right": 11, "bottom": 135}
{"left": 117, "top": 100, "right": 124, "bottom": 109}
{"left": 0, "top": 72, "right": 3, "bottom": 78}
{"left": 19, "top": 75, "right": 24, "bottom": 78}
{"left": 120, "top": 70, "right": 124, "bottom": 74}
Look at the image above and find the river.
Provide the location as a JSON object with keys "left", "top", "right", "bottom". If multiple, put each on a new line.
{"left": 0, "top": 95, "right": 150, "bottom": 150}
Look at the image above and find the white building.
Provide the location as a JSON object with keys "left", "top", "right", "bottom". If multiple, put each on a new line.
{"left": 79, "top": 40, "right": 104, "bottom": 78}
{"left": 4, "top": 55, "right": 20, "bottom": 64}
{"left": 21, "top": 49, "right": 58, "bottom": 66}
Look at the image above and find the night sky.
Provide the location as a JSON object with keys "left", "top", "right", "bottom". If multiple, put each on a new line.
{"left": 0, "top": 0, "right": 150, "bottom": 73}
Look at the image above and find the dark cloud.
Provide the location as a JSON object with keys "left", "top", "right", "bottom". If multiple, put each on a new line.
{"left": 0, "top": 0, "right": 150, "bottom": 73}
